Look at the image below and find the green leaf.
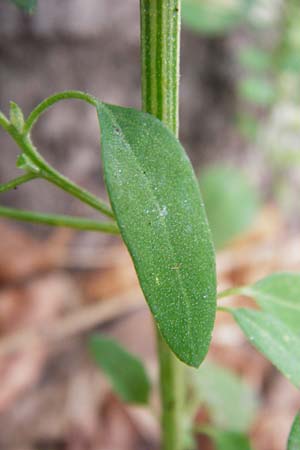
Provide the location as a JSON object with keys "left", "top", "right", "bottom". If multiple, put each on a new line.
{"left": 89, "top": 335, "right": 151, "bottom": 405}
{"left": 231, "top": 308, "right": 300, "bottom": 388}
{"left": 16, "top": 153, "right": 40, "bottom": 173}
{"left": 190, "top": 361, "right": 258, "bottom": 432}
{"left": 238, "top": 78, "right": 275, "bottom": 106}
{"left": 238, "top": 47, "right": 272, "bottom": 72}
{"left": 240, "top": 273, "right": 300, "bottom": 334}
{"left": 199, "top": 166, "right": 259, "bottom": 249}
{"left": 9, "top": 102, "right": 24, "bottom": 134}
{"left": 97, "top": 102, "right": 216, "bottom": 368}
{"left": 8, "top": 0, "right": 37, "bottom": 13}
{"left": 181, "top": 0, "right": 254, "bottom": 36}
{"left": 288, "top": 412, "right": 300, "bottom": 450}
{"left": 278, "top": 53, "right": 300, "bottom": 73}
{"left": 201, "top": 428, "right": 252, "bottom": 450}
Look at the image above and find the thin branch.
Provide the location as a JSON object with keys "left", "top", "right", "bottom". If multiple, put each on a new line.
{"left": 0, "top": 205, "right": 120, "bottom": 234}
{"left": 24, "top": 90, "right": 97, "bottom": 134}
{"left": 0, "top": 173, "right": 37, "bottom": 193}
{"left": 1, "top": 127, "right": 114, "bottom": 219}
{"left": 217, "top": 286, "right": 243, "bottom": 300}
{"left": 41, "top": 167, "right": 115, "bottom": 219}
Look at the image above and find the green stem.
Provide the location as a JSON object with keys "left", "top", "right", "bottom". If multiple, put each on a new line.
{"left": 217, "top": 306, "right": 232, "bottom": 313}
{"left": 217, "top": 286, "right": 242, "bottom": 300}
{"left": 140, "top": 2, "right": 183, "bottom": 450}
{"left": 2, "top": 98, "right": 114, "bottom": 219}
{"left": 24, "top": 136, "right": 114, "bottom": 219}
{"left": 0, "top": 205, "right": 119, "bottom": 234}
{"left": 156, "top": 328, "right": 185, "bottom": 450}
{"left": 0, "top": 110, "right": 10, "bottom": 131}
{"left": 140, "top": 0, "right": 180, "bottom": 134}
{"left": 24, "top": 90, "right": 97, "bottom": 134}
{"left": 0, "top": 173, "right": 37, "bottom": 193}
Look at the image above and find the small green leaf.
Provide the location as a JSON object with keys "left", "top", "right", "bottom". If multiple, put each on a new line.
{"left": 16, "top": 153, "right": 40, "bottom": 173}
{"left": 288, "top": 412, "right": 300, "bottom": 450}
{"left": 97, "top": 102, "right": 216, "bottom": 367}
{"left": 199, "top": 166, "right": 259, "bottom": 249}
{"left": 9, "top": 102, "right": 24, "bottom": 134}
{"left": 89, "top": 335, "right": 151, "bottom": 405}
{"left": 231, "top": 308, "right": 300, "bottom": 388}
{"left": 8, "top": 0, "right": 37, "bottom": 13}
{"left": 241, "top": 273, "right": 300, "bottom": 334}
{"left": 238, "top": 47, "right": 272, "bottom": 72}
{"left": 201, "top": 428, "right": 252, "bottom": 450}
{"left": 238, "top": 77, "right": 275, "bottom": 106}
{"left": 190, "top": 361, "right": 258, "bottom": 432}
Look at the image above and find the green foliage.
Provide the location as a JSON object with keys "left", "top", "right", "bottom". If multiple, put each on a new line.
{"left": 238, "top": 77, "right": 275, "bottom": 106}
{"left": 97, "top": 102, "right": 216, "bottom": 368}
{"left": 288, "top": 412, "right": 300, "bottom": 450}
{"left": 190, "top": 361, "right": 258, "bottom": 432}
{"left": 231, "top": 308, "right": 300, "bottom": 388}
{"left": 181, "top": 0, "right": 253, "bottom": 36}
{"left": 235, "top": 113, "right": 259, "bottom": 140}
{"left": 278, "top": 52, "right": 300, "bottom": 73}
{"left": 205, "top": 429, "right": 252, "bottom": 450}
{"left": 9, "top": 102, "right": 24, "bottom": 134}
{"left": 240, "top": 273, "right": 300, "bottom": 334}
{"left": 199, "top": 166, "right": 259, "bottom": 249}
{"left": 89, "top": 335, "right": 151, "bottom": 405}
{"left": 238, "top": 47, "right": 272, "bottom": 72}
{"left": 8, "top": 0, "right": 37, "bottom": 12}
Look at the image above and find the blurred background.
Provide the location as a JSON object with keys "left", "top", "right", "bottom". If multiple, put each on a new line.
{"left": 0, "top": 1, "right": 300, "bottom": 449}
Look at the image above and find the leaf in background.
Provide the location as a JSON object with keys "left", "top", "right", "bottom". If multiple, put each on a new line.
{"left": 288, "top": 412, "right": 300, "bottom": 450}
{"left": 231, "top": 308, "right": 300, "bottom": 388}
{"left": 238, "top": 47, "right": 272, "bottom": 72}
{"left": 199, "top": 166, "right": 259, "bottom": 249}
{"left": 238, "top": 77, "right": 275, "bottom": 106}
{"left": 181, "top": 0, "right": 254, "bottom": 36}
{"left": 278, "top": 52, "right": 300, "bottom": 73}
{"left": 97, "top": 102, "right": 216, "bottom": 368}
{"left": 89, "top": 335, "right": 151, "bottom": 405}
{"left": 201, "top": 428, "right": 252, "bottom": 450}
{"left": 240, "top": 273, "right": 300, "bottom": 335}
{"left": 236, "top": 113, "right": 259, "bottom": 140}
{"left": 190, "top": 361, "right": 258, "bottom": 432}
{"left": 8, "top": 0, "right": 37, "bottom": 13}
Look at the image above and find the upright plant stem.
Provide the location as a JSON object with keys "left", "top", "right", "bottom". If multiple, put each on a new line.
{"left": 140, "top": 2, "right": 184, "bottom": 450}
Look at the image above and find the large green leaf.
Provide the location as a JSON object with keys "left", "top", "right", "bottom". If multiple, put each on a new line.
{"left": 288, "top": 412, "right": 300, "bottom": 450}
{"left": 240, "top": 273, "right": 300, "bottom": 334}
{"left": 8, "top": 0, "right": 37, "bottom": 12}
{"left": 182, "top": 0, "right": 253, "bottom": 36}
{"left": 231, "top": 308, "right": 300, "bottom": 388}
{"left": 89, "top": 335, "right": 151, "bottom": 405}
{"left": 190, "top": 361, "right": 258, "bottom": 432}
{"left": 201, "top": 428, "right": 252, "bottom": 450}
{"left": 199, "top": 166, "right": 259, "bottom": 249}
{"left": 97, "top": 102, "right": 216, "bottom": 367}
